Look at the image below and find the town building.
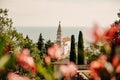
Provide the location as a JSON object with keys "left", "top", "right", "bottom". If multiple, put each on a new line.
{"left": 56, "top": 21, "right": 62, "bottom": 46}
{"left": 56, "top": 21, "right": 71, "bottom": 56}
{"left": 54, "top": 22, "right": 90, "bottom": 80}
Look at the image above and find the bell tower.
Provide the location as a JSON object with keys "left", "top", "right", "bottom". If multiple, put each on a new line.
{"left": 56, "top": 21, "right": 62, "bottom": 46}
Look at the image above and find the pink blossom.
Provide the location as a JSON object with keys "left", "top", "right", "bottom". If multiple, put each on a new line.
{"left": 105, "top": 25, "right": 117, "bottom": 42}
{"left": 68, "top": 62, "right": 78, "bottom": 76}
{"left": 7, "top": 72, "right": 31, "bottom": 80}
{"left": 92, "top": 24, "right": 105, "bottom": 43}
{"left": 112, "top": 55, "right": 120, "bottom": 68}
{"left": 60, "top": 65, "right": 70, "bottom": 77}
{"left": 17, "top": 49, "right": 37, "bottom": 73}
{"left": 44, "top": 55, "right": 51, "bottom": 65}
{"left": 60, "top": 62, "right": 77, "bottom": 79}
{"left": 116, "top": 64, "right": 120, "bottom": 73}
{"left": 47, "top": 44, "right": 63, "bottom": 59}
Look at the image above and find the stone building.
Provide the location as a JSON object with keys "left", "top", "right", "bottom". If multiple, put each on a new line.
{"left": 56, "top": 21, "right": 62, "bottom": 46}
{"left": 56, "top": 21, "right": 71, "bottom": 56}
{"left": 54, "top": 22, "right": 90, "bottom": 80}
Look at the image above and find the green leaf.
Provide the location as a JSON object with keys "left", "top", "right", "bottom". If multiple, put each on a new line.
{"left": 0, "top": 54, "right": 10, "bottom": 70}
{"left": 5, "top": 54, "right": 16, "bottom": 69}
{"left": 0, "top": 36, "right": 6, "bottom": 57}
{"left": 37, "top": 62, "right": 54, "bottom": 80}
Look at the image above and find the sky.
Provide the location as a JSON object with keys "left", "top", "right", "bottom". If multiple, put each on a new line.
{"left": 0, "top": 0, "right": 120, "bottom": 27}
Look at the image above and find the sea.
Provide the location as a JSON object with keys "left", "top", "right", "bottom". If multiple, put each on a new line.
{"left": 15, "top": 26, "right": 94, "bottom": 46}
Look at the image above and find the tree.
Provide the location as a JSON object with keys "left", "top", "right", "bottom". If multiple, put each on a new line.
{"left": 37, "top": 33, "right": 46, "bottom": 58}
{"left": 45, "top": 40, "right": 53, "bottom": 55}
{"left": 37, "top": 33, "right": 44, "bottom": 50}
{"left": 0, "top": 9, "right": 16, "bottom": 79}
{"left": 70, "top": 35, "right": 76, "bottom": 63}
{"left": 23, "top": 35, "right": 32, "bottom": 49}
{"left": 0, "top": 9, "right": 42, "bottom": 79}
{"left": 0, "top": 8, "right": 55, "bottom": 80}
{"left": 77, "top": 31, "right": 84, "bottom": 65}
{"left": 117, "top": 9, "right": 120, "bottom": 18}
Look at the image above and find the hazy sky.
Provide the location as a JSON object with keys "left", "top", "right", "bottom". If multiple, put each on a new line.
{"left": 0, "top": 0, "right": 120, "bottom": 27}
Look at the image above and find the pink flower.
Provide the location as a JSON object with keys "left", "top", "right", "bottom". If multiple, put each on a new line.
{"left": 44, "top": 55, "right": 51, "bottom": 65}
{"left": 21, "top": 48, "right": 30, "bottom": 56}
{"left": 92, "top": 24, "right": 105, "bottom": 43}
{"left": 68, "top": 62, "right": 78, "bottom": 76}
{"left": 17, "top": 49, "right": 37, "bottom": 73}
{"left": 47, "top": 44, "right": 63, "bottom": 59}
{"left": 116, "top": 64, "right": 120, "bottom": 73}
{"left": 60, "top": 62, "right": 77, "bottom": 78}
{"left": 105, "top": 25, "right": 117, "bottom": 42}
{"left": 47, "top": 46, "right": 56, "bottom": 59}
{"left": 60, "top": 65, "right": 70, "bottom": 77}
{"left": 89, "top": 55, "right": 108, "bottom": 80}
{"left": 7, "top": 72, "right": 31, "bottom": 80}
{"left": 112, "top": 55, "right": 120, "bottom": 68}
{"left": 90, "top": 61, "right": 102, "bottom": 71}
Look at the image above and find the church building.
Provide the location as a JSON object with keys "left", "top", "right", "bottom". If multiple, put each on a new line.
{"left": 56, "top": 21, "right": 62, "bottom": 46}
{"left": 56, "top": 21, "right": 71, "bottom": 55}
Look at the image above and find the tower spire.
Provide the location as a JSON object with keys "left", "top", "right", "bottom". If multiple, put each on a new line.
{"left": 56, "top": 21, "right": 62, "bottom": 46}
{"left": 59, "top": 21, "right": 61, "bottom": 24}
{"left": 57, "top": 21, "right": 61, "bottom": 32}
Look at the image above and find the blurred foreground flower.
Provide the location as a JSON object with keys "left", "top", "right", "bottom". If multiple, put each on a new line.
{"left": 105, "top": 23, "right": 120, "bottom": 45}
{"left": 47, "top": 44, "right": 63, "bottom": 59}
{"left": 7, "top": 72, "right": 31, "bottom": 80}
{"left": 105, "top": 25, "right": 117, "bottom": 42}
{"left": 89, "top": 54, "right": 120, "bottom": 80}
{"left": 60, "top": 62, "right": 78, "bottom": 80}
{"left": 90, "top": 23, "right": 120, "bottom": 44}
{"left": 44, "top": 55, "right": 51, "bottom": 65}
{"left": 92, "top": 24, "right": 105, "bottom": 43}
{"left": 112, "top": 54, "right": 120, "bottom": 74}
{"left": 17, "top": 49, "right": 37, "bottom": 73}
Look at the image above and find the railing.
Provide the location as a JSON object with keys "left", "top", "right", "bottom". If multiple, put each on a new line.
{"left": 77, "top": 70, "right": 90, "bottom": 80}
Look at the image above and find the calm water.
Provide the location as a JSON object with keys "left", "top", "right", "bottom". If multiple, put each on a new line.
{"left": 15, "top": 26, "right": 92, "bottom": 44}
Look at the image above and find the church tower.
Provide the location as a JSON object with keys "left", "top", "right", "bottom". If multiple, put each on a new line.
{"left": 56, "top": 21, "right": 62, "bottom": 46}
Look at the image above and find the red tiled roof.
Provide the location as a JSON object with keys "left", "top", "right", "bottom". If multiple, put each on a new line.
{"left": 63, "top": 37, "right": 71, "bottom": 42}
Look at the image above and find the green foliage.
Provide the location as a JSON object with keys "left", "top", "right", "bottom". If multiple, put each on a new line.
{"left": 77, "top": 31, "right": 84, "bottom": 65}
{"left": 0, "top": 9, "right": 12, "bottom": 32}
{"left": 78, "top": 31, "right": 84, "bottom": 49}
{"left": 100, "top": 46, "right": 107, "bottom": 54}
{"left": 37, "top": 33, "right": 44, "bottom": 50}
{"left": 70, "top": 35, "right": 76, "bottom": 63}
{"left": 0, "top": 35, "right": 16, "bottom": 79}
{"left": 23, "top": 35, "right": 33, "bottom": 49}
{"left": 87, "top": 54, "right": 98, "bottom": 64}
{"left": 45, "top": 40, "right": 54, "bottom": 54}
{"left": 5, "top": 54, "right": 16, "bottom": 70}
{"left": 31, "top": 44, "right": 40, "bottom": 62}
{"left": 0, "top": 9, "right": 17, "bottom": 79}
{"left": 117, "top": 10, "right": 120, "bottom": 18}
{"left": 0, "top": 35, "right": 6, "bottom": 57}
{"left": 0, "top": 8, "right": 45, "bottom": 79}
{"left": 84, "top": 44, "right": 101, "bottom": 64}
{"left": 37, "top": 62, "right": 54, "bottom": 80}
{"left": 78, "top": 31, "right": 84, "bottom": 63}
{"left": 37, "top": 33, "right": 46, "bottom": 59}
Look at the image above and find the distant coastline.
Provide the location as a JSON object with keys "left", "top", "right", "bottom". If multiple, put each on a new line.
{"left": 15, "top": 26, "right": 102, "bottom": 46}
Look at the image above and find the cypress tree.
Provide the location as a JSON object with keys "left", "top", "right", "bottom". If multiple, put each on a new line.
{"left": 70, "top": 35, "right": 76, "bottom": 63}
{"left": 37, "top": 33, "right": 44, "bottom": 50}
{"left": 77, "top": 31, "right": 84, "bottom": 65}
{"left": 37, "top": 33, "right": 45, "bottom": 58}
